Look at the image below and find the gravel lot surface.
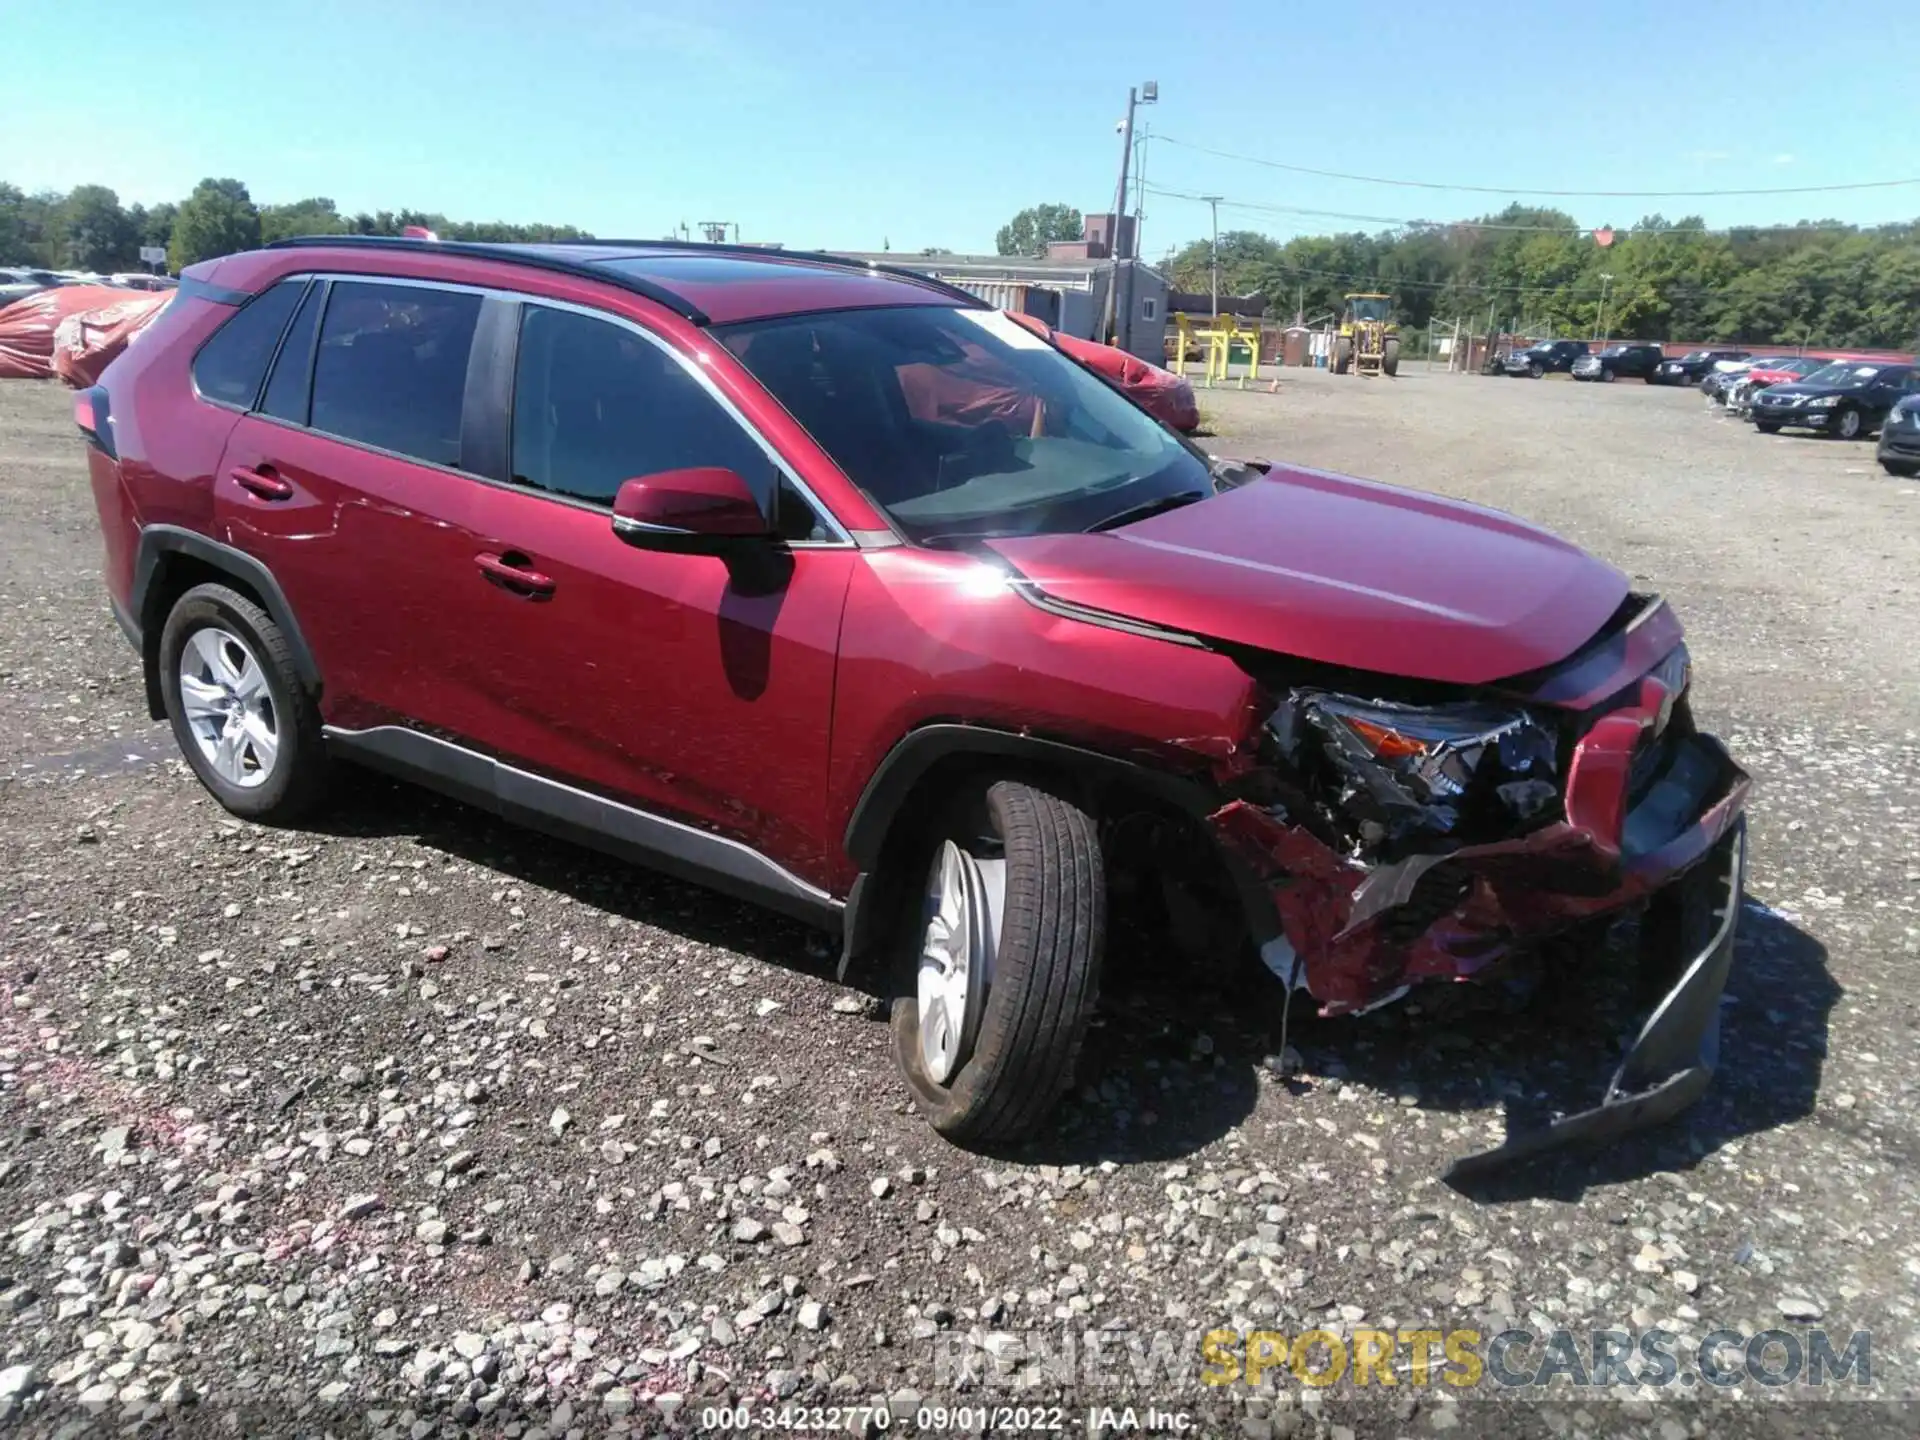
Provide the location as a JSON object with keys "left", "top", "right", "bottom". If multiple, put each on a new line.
{"left": 2, "top": 369, "right": 1917, "bottom": 1437}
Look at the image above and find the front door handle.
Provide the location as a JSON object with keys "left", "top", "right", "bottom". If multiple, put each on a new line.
{"left": 475, "top": 551, "right": 556, "bottom": 598}
{"left": 229, "top": 465, "right": 293, "bottom": 501}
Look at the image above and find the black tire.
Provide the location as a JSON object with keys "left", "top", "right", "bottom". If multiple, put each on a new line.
{"left": 1833, "top": 406, "right": 1863, "bottom": 441}
{"left": 159, "top": 582, "right": 328, "bottom": 823}
{"left": 1755, "top": 421, "right": 1781, "bottom": 434}
{"left": 1601, "top": 367, "right": 1617, "bottom": 383}
{"left": 1382, "top": 336, "right": 1400, "bottom": 377}
{"left": 1882, "top": 458, "right": 1920, "bottom": 477}
{"left": 891, "top": 779, "right": 1105, "bottom": 1144}
{"left": 1334, "top": 336, "right": 1354, "bottom": 375}
{"left": 1528, "top": 361, "right": 1543, "bottom": 379}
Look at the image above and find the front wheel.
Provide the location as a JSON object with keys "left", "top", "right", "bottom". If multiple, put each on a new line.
{"left": 1601, "top": 368, "right": 1617, "bottom": 383}
{"left": 892, "top": 779, "right": 1105, "bottom": 1144}
{"left": 1883, "top": 458, "right": 1920, "bottom": 477}
{"left": 1382, "top": 336, "right": 1400, "bottom": 377}
{"left": 1833, "top": 407, "right": 1863, "bottom": 440}
{"left": 159, "top": 583, "right": 328, "bottom": 822}
{"left": 1334, "top": 336, "right": 1354, "bottom": 374}
{"left": 1529, "top": 361, "right": 1543, "bottom": 379}
{"left": 1756, "top": 421, "right": 1781, "bottom": 434}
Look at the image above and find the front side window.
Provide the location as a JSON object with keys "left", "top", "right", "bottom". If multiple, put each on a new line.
{"left": 510, "top": 305, "right": 823, "bottom": 540}
{"left": 192, "top": 280, "right": 306, "bottom": 409}
{"left": 720, "top": 305, "right": 1209, "bottom": 545}
{"left": 309, "top": 281, "right": 480, "bottom": 467}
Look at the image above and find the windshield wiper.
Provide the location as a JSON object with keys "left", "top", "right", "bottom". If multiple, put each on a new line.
{"left": 1086, "top": 490, "right": 1210, "bottom": 533}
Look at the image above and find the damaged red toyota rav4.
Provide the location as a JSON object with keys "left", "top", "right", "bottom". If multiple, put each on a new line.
{"left": 79, "top": 239, "right": 1748, "bottom": 1176}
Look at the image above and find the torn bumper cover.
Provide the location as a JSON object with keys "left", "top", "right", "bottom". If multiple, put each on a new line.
{"left": 1212, "top": 716, "right": 1751, "bottom": 1174}
{"left": 1443, "top": 818, "right": 1744, "bottom": 1180}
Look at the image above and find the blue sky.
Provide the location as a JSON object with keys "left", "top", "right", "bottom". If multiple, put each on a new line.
{"left": 5, "top": 0, "right": 1912, "bottom": 255}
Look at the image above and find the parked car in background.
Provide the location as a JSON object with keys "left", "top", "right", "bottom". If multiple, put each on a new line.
{"left": 71, "top": 236, "right": 1749, "bottom": 1168}
{"left": 1700, "top": 356, "right": 1765, "bottom": 404}
{"left": 1878, "top": 392, "right": 1920, "bottom": 475}
{"left": 1502, "top": 339, "right": 1590, "bottom": 378}
{"left": 1005, "top": 311, "right": 1200, "bottom": 432}
{"left": 108, "top": 273, "right": 178, "bottom": 292}
{"left": 1750, "top": 361, "right": 1918, "bottom": 439}
{"left": 1727, "top": 356, "right": 1826, "bottom": 416}
{"left": 0, "top": 268, "right": 45, "bottom": 309}
{"left": 1572, "top": 344, "right": 1664, "bottom": 382}
{"left": 1650, "top": 348, "right": 1749, "bottom": 386}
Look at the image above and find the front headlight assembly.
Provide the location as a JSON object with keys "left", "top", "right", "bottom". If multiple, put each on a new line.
{"left": 1268, "top": 692, "right": 1561, "bottom": 856}
{"left": 1806, "top": 394, "right": 1840, "bottom": 408}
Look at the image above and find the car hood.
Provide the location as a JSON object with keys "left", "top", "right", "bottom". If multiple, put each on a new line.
{"left": 986, "top": 464, "right": 1629, "bottom": 686}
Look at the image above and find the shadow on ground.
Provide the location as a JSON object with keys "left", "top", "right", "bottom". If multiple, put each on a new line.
{"left": 305, "top": 768, "right": 836, "bottom": 974}
{"left": 293, "top": 770, "right": 1837, "bottom": 1184}
{"left": 1315, "top": 903, "right": 1835, "bottom": 1202}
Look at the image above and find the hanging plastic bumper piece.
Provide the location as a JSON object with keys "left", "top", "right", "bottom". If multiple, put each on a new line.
{"left": 1442, "top": 817, "right": 1746, "bottom": 1182}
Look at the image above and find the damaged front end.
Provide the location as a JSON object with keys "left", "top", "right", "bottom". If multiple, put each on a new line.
{"left": 1209, "top": 599, "right": 1750, "bottom": 1176}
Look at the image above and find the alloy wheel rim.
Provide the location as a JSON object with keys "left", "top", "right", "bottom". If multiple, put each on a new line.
{"left": 916, "top": 839, "right": 1005, "bottom": 1084}
{"left": 178, "top": 627, "right": 279, "bottom": 789}
{"left": 1838, "top": 410, "right": 1859, "bottom": 438}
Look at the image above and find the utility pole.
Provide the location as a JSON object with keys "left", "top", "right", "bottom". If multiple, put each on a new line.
{"left": 1204, "top": 195, "right": 1223, "bottom": 318}
{"left": 1098, "top": 80, "right": 1156, "bottom": 349}
{"left": 1596, "top": 272, "right": 1614, "bottom": 346}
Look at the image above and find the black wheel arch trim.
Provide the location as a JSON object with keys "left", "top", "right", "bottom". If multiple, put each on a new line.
{"left": 837, "top": 721, "right": 1280, "bottom": 980}
{"left": 132, "top": 525, "right": 322, "bottom": 719}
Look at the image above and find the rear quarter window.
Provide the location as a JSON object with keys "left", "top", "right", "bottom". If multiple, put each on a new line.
{"left": 191, "top": 280, "right": 307, "bottom": 409}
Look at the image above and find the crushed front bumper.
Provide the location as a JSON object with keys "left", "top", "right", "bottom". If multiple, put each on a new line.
{"left": 1211, "top": 714, "right": 1751, "bottom": 1174}
{"left": 1443, "top": 816, "right": 1744, "bottom": 1180}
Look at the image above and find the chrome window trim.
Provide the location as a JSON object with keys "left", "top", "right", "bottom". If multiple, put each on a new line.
{"left": 207, "top": 269, "right": 863, "bottom": 549}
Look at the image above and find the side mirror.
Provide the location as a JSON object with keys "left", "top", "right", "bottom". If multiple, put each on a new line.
{"left": 611, "top": 468, "right": 769, "bottom": 549}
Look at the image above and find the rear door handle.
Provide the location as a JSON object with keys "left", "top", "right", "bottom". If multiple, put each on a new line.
{"left": 229, "top": 465, "right": 293, "bottom": 501}
{"left": 475, "top": 551, "right": 556, "bottom": 598}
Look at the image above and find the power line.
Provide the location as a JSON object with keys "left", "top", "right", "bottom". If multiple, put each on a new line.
{"left": 1143, "top": 183, "right": 1912, "bottom": 239}
{"left": 1154, "top": 135, "right": 1920, "bottom": 199}
{"left": 1145, "top": 184, "right": 1584, "bottom": 232}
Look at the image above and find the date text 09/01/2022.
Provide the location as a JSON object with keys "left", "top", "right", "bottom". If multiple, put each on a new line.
{"left": 696, "top": 1403, "right": 1196, "bottom": 1432}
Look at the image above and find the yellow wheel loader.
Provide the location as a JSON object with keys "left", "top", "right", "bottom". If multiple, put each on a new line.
{"left": 1332, "top": 293, "right": 1400, "bottom": 378}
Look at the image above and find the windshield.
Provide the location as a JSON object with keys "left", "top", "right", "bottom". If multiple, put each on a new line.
{"left": 720, "top": 306, "right": 1209, "bottom": 545}
{"left": 1801, "top": 363, "right": 1882, "bottom": 388}
{"left": 1347, "top": 297, "right": 1391, "bottom": 322}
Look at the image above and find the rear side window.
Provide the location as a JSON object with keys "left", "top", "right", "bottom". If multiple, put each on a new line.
{"left": 513, "top": 306, "right": 766, "bottom": 505}
{"left": 259, "top": 282, "right": 325, "bottom": 424}
{"left": 309, "top": 281, "right": 480, "bottom": 467}
{"left": 192, "top": 280, "right": 306, "bottom": 409}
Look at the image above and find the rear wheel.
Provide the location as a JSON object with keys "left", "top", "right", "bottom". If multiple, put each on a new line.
{"left": 891, "top": 779, "right": 1105, "bottom": 1144}
{"left": 159, "top": 583, "right": 327, "bottom": 823}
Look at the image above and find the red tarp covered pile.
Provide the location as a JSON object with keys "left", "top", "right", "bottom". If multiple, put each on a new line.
{"left": 0, "top": 286, "right": 171, "bottom": 384}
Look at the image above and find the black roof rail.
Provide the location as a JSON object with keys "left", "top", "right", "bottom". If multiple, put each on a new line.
{"left": 262, "top": 234, "right": 992, "bottom": 320}
{"left": 518, "top": 238, "right": 991, "bottom": 311}
{"left": 262, "top": 235, "right": 709, "bottom": 324}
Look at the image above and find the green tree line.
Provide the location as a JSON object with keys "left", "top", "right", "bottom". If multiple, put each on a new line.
{"left": 1, "top": 178, "right": 595, "bottom": 276}
{"left": 1161, "top": 206, "right": 1920, "bottom": 350}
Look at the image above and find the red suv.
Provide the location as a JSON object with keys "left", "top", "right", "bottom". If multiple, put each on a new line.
{"left": 79, "top": 239, "right": 1748, "bottom": 1175}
